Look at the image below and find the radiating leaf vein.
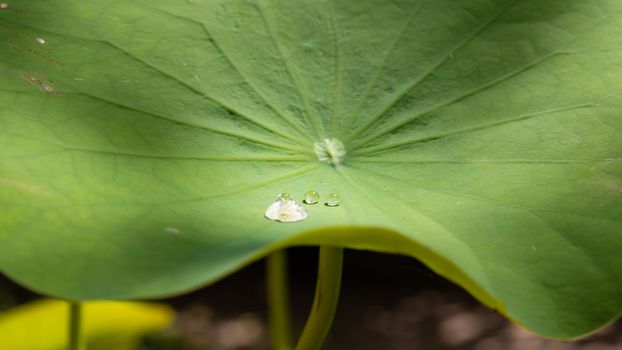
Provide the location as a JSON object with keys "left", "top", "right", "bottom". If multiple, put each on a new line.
{"left": 350, "top": 51, "right": 565, "bottom": 148}
{"left": 134, "top": 1, "right": 315, "bottom": 142}
{"left": 338, "top": 0, "right": 424, "bottom": 136}
{"left": 257, "top": 0, "right": 325, "bottom": 138}
{"left": 353, "top": 102, "right": 597, "bottom": 155}
{"left": 344, "top": 0, "right": 521, "bottom": 140}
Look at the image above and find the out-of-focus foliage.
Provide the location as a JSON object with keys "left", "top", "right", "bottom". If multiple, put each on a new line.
{"left": 0, "top": 299, "right": 174, "bottom": 350}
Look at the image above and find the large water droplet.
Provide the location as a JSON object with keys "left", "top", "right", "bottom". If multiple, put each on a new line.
{"left": 265, "top": 197, "right": 308, "bottom": 223}
{"left": 304, "top": 191, "right": 319, "bottom": 204}
{"left": 325, "top": 193, "right": 341, "bottom": 207}
{"left": 277, "top": 192, "right": 292, "bottom": 201}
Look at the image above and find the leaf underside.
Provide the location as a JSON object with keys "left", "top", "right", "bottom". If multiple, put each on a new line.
{"left": 0, "top": 0, "right": 620, "bottom": 339}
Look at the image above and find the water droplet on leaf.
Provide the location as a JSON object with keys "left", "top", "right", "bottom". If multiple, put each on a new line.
{"left": 35, "top": 37, "right": 45, "bottom": 44}
{"left": 325, "top": 193, "right": 341, "bottom": 207}
{"left": 303, "top": 191, "right": 319, "bottom": 204}
{"left": 265, "top": 197, "right": 308, "bottom": 223}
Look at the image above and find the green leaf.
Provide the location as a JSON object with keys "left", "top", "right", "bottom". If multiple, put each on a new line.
{"left": 0, "top": 299, "right": 174, "bottom": 350}
{"left": 0, "top": 0, "right": 620, "bottom": 339}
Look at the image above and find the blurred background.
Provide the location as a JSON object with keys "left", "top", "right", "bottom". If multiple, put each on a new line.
{"left": 1, "top": 247, "right": 620, "bottom": 350}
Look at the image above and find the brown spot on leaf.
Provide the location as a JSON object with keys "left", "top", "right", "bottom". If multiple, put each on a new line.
{"left": 21, "top": 72, "right": 60, "bottom": 95}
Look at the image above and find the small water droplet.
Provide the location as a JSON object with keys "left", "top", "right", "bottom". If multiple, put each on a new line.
{"left": 303, "top": 191, "right": 319, "bottom": 204}
{"left": 325, "top": 193, "right": 341, "bottom": 207}
{"left": 277, "top": 192, "right": 292, "bottom": 201}
{"left": 35, "top": 37, "right": 45, "bottom": 44}
{"left": 0, "top": 3, "right": 8, "bottom": 9}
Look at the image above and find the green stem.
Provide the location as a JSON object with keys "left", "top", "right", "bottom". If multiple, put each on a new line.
{"left": 267, "top": 250, "right": 294, "bottom": 350}
{"left": 68, "top": 301, "right": 86, "bottom": 350}
{"left": 295, "top": 246, "right": 344, "bottom": 350}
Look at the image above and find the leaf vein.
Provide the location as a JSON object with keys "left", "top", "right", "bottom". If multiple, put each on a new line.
{"left": 345, "top": 0, "right": 521, "bottom": 142}
{"left": 134, "top": 1, "right": 315, "bottom": 142}
{"left": 170, "top": 163, "right": 320, "bottom": 203}
{"left": 256, "top": 0, "right": 325, "bottom": 138}
{"left": 1, "top": 16, "right": 305, "bottom": 147}
{"left": 353, "top": 102, "right": 596, "bottom": 154}
{"left": 338, "top": 1, "right": 424, "bottom": 136}
{"left": 355, "top": 164, "right": 621, "bottom": 222}
{"left": 351, "top": 51, "right": 564, "bottom": 148}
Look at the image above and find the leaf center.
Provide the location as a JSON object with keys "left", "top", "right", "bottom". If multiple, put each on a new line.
{"left": 313, "top": 138, "right": 346, "bottom": 165}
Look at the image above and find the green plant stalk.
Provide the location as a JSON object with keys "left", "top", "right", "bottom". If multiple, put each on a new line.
{"left": 68, "top": 301, "right": 86, "bottom": 350}
{"left": 267, "top": 250, "right": 294, "bottom": 350}
{"left": 295, "top": 246, "right": 344, "bottom": 350}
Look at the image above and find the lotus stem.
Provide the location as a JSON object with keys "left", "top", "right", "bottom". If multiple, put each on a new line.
{"left": 267, "top": 250, "right": 294, "bottom": 350}
{"left": 68, "top": 301, "right": 86, "bottom": 350}
{"left": 295, "top": 246, "right": 344, "bottom": 350}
